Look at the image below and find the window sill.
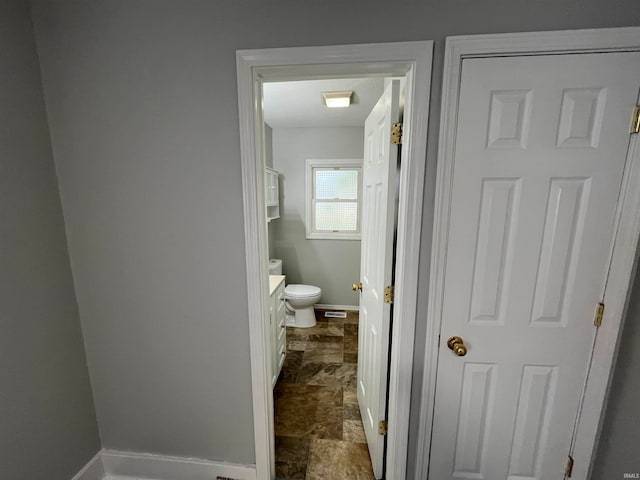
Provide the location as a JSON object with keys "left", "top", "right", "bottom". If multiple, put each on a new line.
{"left": 306, "top": 232, "right": 361, "bottom": 241}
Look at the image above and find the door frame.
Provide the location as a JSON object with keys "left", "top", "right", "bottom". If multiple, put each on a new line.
{"left": 236, "top": 41, "right": 433, "bottom": 479}
{"left": 415, "top": 27, "right": 640, "bottom": 480}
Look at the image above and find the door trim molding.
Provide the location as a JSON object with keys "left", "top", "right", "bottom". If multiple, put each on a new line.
{"left": 236, "top": 41, "right": 433, "bottom": 479}
{"left": 416, "top": 27, "right": 640, "bottom": 480}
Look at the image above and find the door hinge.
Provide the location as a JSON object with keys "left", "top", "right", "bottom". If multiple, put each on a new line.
{"left": 594, "top": 302, "right": 605, "bottom": 327}
{"left": 631, "top": 105, "right": 640, "bottom": 134}
{"left": 378, "top": 420, "right": 388, "bottom": 435}
{"left": 391, "top": 122, "right": 403, "bottom": 144}
{"left": 384, "top": 285, "right": 394, "bottom": 304}
{"left": 564, "top": 455, "right": 574, "bottom": 477}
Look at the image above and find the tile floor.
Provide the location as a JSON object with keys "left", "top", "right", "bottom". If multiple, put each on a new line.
{"left": 274, "top": 310, "right": 375, "bottom": 479}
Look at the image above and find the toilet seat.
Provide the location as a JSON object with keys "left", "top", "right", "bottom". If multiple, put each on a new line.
{"left": 285, "top": 284, "right": 321, "bottom": 299}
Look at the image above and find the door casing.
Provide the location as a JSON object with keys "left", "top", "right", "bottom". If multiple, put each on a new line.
{"left": 236, "top": 41, "right": 433, "bottom": 479}
{"left": 415, "top": 27, "right": 640, "bottom": 480}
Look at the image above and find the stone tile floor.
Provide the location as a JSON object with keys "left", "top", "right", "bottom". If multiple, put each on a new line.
{"left": 274, "top": 310, "right": 375, "bottom": 479}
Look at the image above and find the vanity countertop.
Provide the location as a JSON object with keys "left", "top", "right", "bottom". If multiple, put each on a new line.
{"left": 269, "top": 275, "right": 285, "bottom": 296}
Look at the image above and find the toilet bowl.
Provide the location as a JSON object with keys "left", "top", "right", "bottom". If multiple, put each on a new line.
{"left": 284, "top": 284, "right": 322, "bottom": 328}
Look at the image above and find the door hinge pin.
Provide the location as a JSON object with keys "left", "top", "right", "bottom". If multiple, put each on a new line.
{"left": 384, "top": 285, "right": 394, "bottom": 304}
{"left": 564, "top": 455, "right": 574, "bottom": 477}
{"left": 594, "top": 302, "right": 605, "bottom": 327}
{"left": 631, "top": 105, "right": 640, "bottom": 134}
{"left": 391, "top": 122, "right": 403, "bottom": 144}
{"left": 378, "top": 420, "right": 388, "bottom": 435}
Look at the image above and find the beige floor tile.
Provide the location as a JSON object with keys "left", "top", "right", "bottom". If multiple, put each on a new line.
{"left": 343, "top": 419, "right": 366, "bottom": 443}
{"left": 344, "top": 402, "right": 361, "bottom": 420}
{"left": 275, "top": 310, "right": 373, "bottom": 478}
{"left": 306, "top": 438, "right": 375, "bottom": 479}
{"left": 297, "top": 362, "right": 357, "bottom": 387}
{"left": 343, "top": 386, "right": 358, "bottom": 404}
{"left": 302, "top": 343, "right": 343, "bottom": 363}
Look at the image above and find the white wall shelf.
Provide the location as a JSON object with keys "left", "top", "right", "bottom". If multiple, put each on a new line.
{"left": 265, "top": 167, "right": 280, "bottom": 222}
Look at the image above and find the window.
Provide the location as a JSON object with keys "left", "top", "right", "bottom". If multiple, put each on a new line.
{"left": 305, "top": 159, "right": 363, "bottom": 240}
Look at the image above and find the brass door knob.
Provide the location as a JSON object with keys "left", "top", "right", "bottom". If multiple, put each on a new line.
{"left": 352, "top": 282, "right": 363, "bottom": 292}
{"left": 447, "top": 336, "right": 468, "bottom": 357}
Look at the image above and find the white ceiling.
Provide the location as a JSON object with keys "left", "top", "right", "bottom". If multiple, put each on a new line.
{"left": 263, "top": 77, "right": 385, "bottom": 128}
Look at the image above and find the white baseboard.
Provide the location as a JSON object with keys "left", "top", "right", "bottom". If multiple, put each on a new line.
{"left": 72, "top": 449, "right": 256, "bottom": 480}
{"left": 71, "top": 450, "right": 105, "bottom": 480}
{"left": 315, "top": 304, "right": 359, "bottom": 312}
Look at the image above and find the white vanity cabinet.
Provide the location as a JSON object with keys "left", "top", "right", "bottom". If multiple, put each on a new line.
{"left": 265, "top": 167, "right": 280, "bottom": 222}
{"left": 269, "top": 275, "right": 286, "bottom": 387}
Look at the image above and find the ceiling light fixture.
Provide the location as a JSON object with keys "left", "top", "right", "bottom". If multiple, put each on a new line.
{"left": 322, "top": 91, "right": 353, "bottom": 108}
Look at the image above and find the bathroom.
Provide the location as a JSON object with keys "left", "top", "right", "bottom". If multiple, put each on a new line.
{"left": 262, "top": 77, "right": 395, "bottom": 478}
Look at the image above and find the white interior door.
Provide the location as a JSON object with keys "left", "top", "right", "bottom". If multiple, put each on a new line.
{"left": 429, "top": 53, "right": 640, "bottom": 479}
{"left": 357, "top": 80, "right": 400, "bottom": 479}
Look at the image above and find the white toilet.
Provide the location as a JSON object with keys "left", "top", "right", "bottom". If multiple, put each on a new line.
{"left": 284, "top": 284, "right": 322, "bottom": 328}
{"left": 268, "top": 259, "right": 321, "bottom": 328}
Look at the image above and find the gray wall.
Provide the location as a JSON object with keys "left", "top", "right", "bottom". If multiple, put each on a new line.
{"left": 0, "top": 2, "right": 101, "bottom": 478}
{"left": 592, "top": 262, "right": 640, "bottom": 477}
{"left": 272, "top": 127, "right": 363, "bottom": 307}
{"left": 31, "top": 2, "right": 255, "bottom": 463}
{"left": 29, "top": 0, "right": 640, "bottom": 470}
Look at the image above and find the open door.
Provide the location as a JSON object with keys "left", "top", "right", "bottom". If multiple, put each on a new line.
{"left": 356, "top": 79, "right": 400, "bottom": 479}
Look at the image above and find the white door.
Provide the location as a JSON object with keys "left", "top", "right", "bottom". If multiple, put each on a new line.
{"left": 430, "top": 53, "right": 640, "bottom": 479}
{"left": 358, "top": 80, "right": 400, "bottom": 479}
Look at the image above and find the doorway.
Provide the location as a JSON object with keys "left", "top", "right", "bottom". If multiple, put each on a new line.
{"left": 263, "top": 76, "right": 408, "bottom": 478}
{"left": 236, "top": 42, "right": 433, "bottom": 479}
{"left": 263, "top": 76, "right": 392, "bottom": 478}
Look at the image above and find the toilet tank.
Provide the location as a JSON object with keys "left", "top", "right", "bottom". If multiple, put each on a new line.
{"left": 269, "top": 259, "right": 282, "bottom": 275}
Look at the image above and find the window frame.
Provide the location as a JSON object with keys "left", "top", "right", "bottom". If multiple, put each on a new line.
{"left": 305, "top": 158, "right": 363, "bottom": 240}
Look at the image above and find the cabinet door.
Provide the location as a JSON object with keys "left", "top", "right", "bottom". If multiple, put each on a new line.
{"left": 271, "top": 171, "right": 279, "bottom": 206}
{"left": 264, "top": 169, "right": 276, "bottom": 207}
{"left": 268, "top": 300, "right": 278, "bottom": 388}
{"left": 264, "top": 170, "right": 271, "bottom": 205}
{"left": 269, "top": 280, "right": 286, "bottom": 388}
{"left": 276, "top": 286, "right": 286, "bottom": 374}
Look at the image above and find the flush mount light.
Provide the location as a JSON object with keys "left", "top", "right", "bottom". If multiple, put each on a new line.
{"left": 322, "top": 91, "right": 353, "bottom": 108}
